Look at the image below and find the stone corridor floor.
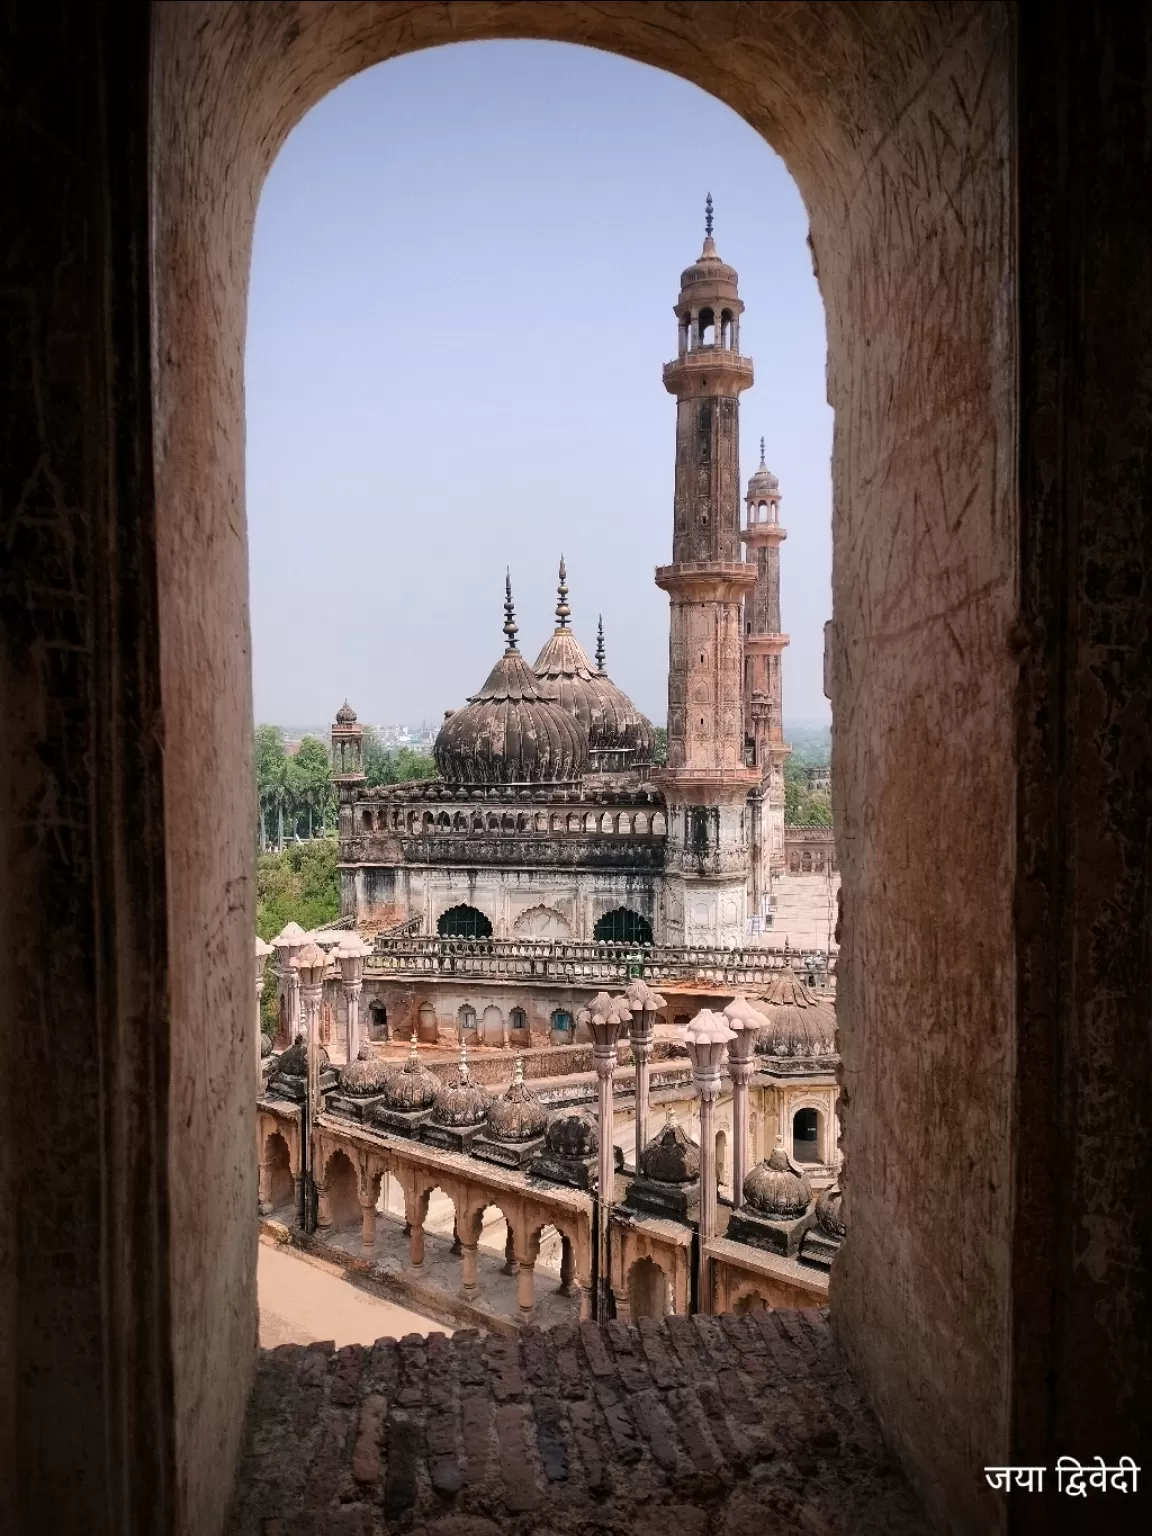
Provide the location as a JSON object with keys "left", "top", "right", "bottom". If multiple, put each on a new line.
{"left": 227, "top": 1310, "right": 930, "bottom": 1535}
{"left": 258, "top": 1241, "right": 451, "bottom": 1348}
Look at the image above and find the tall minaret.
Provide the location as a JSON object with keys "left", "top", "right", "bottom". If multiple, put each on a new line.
{"left": 742, "top": 440, "right": 791, "bottom": 916}
{"left": 654, "top": 197, "right": 759, "bottom": 947}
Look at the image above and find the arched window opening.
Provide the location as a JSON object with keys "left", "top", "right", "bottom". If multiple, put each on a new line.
{"left": 457, "top": 1004, "right": 477, "bottom": 1040}
{"left": 593, "top": 908, "right": 653, "bottom": 946}
{"left": 437, "top": 905, "right": 493, "bottom": 940}
{"left": 259, "top": 1132, "right": 294, "bottom": 1217}
{"left": 793, "top": 1107, "right": 821, "bottom": 1164}
{"left": 318, "top": 1149, "right": 360, "bottom": 1231}
{"left": 550, "top": 1009, "right": 573, "bottom": 1039}
{"left": 698, "top": 306, "right": 715, "bottom": 346}
{"left": 720, "top": 309, "right": 733, "bottom": 347}
{"left": 628, "top": 1256, "right": 672, "bottom": 1321}
{"left": 416, "top": 1001, "right": 437, "bottom": 1042}
{"left": 715, "top": 1127, "right": 730, "bottom": 1189}
{"left": 509, "top": 1006, "right": 529, "bottom": 1040}
{"left": 480, "top": 1003, "right": 504, "bottom": 1046}
{"left": 367, "top": 1001, "right": 388, "bottom": 1041}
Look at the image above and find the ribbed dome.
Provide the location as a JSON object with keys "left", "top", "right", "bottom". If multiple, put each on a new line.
{"left": 338, "top": 1044, "right": 391, "bottom": 1097}
{"left": 379, "top": 1038, "right": 441, "bottom": 1112}
{"left": 747, "top": 443, "right": 780, "bottom": 497}
{"left": 335, "top": 700, "right": 358, "bottom": 724}
{"left": 545, "top": 1108, "right": 598, "bottom": 1158}
{"left": 815, "top": 1183, "right": 845, "bottom": 1239}
{"left": 639, "top": 1115, "right": 700, "bottom": 1185}
{"left": 260, "top": 1032, "right": 274, "bottom": 1059}
{"left": 434, "top": 576, "right": 589, "bottom": 786}
{"left": 276, "top": 1032, "right": 329, "bottom": 1079}
{"left": 679, "top": 234, "right": 739, "bottom": 296}
{"left": 755, "top": 967, "right": 837, "bottom": 1058}
{"left": 430, "top": 1049, "right": 492, "bottom": 1127}
{"left": 743, "top": 1143, "right": 813, "bottom": 1218}
{"left": 486, "top": 1059, "right": 548, "bottom": 1142}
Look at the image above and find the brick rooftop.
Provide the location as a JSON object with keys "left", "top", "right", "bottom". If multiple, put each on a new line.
{"left": 227, "top": 1310, "right": 930, "bottom": 1534}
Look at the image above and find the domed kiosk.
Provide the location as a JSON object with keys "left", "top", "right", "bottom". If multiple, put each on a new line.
{"left": 472, "top": 1058, "right": 550, "bottom": 1169}
{"left": 623, "top": 1108, "right": 702, "bottom": 1222}
{"left": 754, "top": 967, "right": 838, "bottom": 1069}
{"left": 421, "top": 1045, "right": 492, "bottom": 1154}
{"left": 530, "top": 1107, "right": 603, "bottom": 1191}
{"left": 329, "top": 1040, "right": 394, "bottom": 1123}
{"left": 727, "top": 1139, "right": 816, "bottom": 1257}
{"left": 371, "top": 1035, "right": 442, "bottom": 1138}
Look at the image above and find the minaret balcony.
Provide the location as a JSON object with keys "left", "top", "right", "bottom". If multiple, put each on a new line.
{"left": 744, "top": 633, "right": 790, "bottom": 654}
{"left": 655, "top": 560, "right": 758, "bottom": 601}
{"left": 741, "top": 520, "right": 787, "bottom": 544}
{"left": 663, "top": 349, "right": 754, "bottom": 396}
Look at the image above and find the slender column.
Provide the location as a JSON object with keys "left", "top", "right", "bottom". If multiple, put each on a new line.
{"left": 558, "top": 1235, "right": 575, "bottom": 1296}
{"left": 625, "top": 982, "right": 667, "bottom": 1177}
{"left": 515, "top": 1233, "right": 540, "bottom": 1320}
{"left": 344, "top": 980, "right": 362, "bottom": 1064}
{"left": 613, "top": 1288, "right": 632, "bottom": 1324}
{"left": 460, "top": 1241, "right": 479, "bottom": 1297}
{"left": 257, "top": 1159, "right": 272, "bottom": 1216}
{"left": 595, "top": 1051, "right": 616, "bottom": 1322}
{"left": 409, "top": 1221, "right": 425, "bottom": 1269}
{"left": 730, "top": 1059, "right": 754, "bottom": 1210}
{"left": 578, "top": 1285, "right": 593, "bottom": 1322}
{"left": 316, "top": 1183, "right": 332, "bottom": 1230}
{"left": 255, "top": 975, "right": 266, "bottom": 1081}
{"left": 359, "top": 1195, "right": 376, "bottom": 1250}
{"left": 501, "top": 1226, "right": 517, "bottom": 1275}
{"left": 450, "top": 1219, "right": 462, "bottom": 1256}
{"left": 685, "top": 1008, "right": 735, "bottom": 1316}
{"left": 293, "top": 1174, "right": 305, "bottom": 1230}
{"left": 287, "top": 968, "right": 301, "bottom": 1039}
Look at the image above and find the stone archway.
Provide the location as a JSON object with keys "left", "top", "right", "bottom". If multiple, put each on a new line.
{"left": 143, "top": 8, "right": 1017, "bottom": 1530}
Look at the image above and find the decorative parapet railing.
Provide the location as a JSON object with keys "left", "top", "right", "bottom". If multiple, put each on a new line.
{"left": 367, "top": 934, "right": 836, "bottom": 988}
{"left": 783, "top": 825, "right": 835, "bottom": 841}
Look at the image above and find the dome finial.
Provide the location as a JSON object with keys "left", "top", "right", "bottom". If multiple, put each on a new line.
{"left": 503, "top": 570, "right": 519, "bottom": 652}
{"left": 759, "top": 436, "right": 766, "bottom": 469}
{"left": 409, "top": 1031, "right": 419, "bottom": 1065}
{"left": 595, "top": 615, "right": 606, "bottom": 674}
{"left": 705, "top": 191, "right": 714, "bottom": 239}
{"left": 459, "top": 1041, "right": 470, "bottom": 1081}
{"left": 514, "top": 1055, "right": 524, "bottom": 1087}
{"left": 555, "top": 556, "right": 570, "bottom": 629}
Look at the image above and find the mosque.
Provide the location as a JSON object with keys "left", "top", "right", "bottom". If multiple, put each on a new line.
{"left": 332, "top": 198, "right": 793, "bottom": 950}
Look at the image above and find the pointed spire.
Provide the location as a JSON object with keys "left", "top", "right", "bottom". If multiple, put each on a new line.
{"left": 705, "top": 192, "right": 714, "bottom": 239}
{"left": 759, "top": 436, "right": 766, "bottom": 469}
{"left": 555, "top": 556, "right": 570, "bottom": 629}
{"left": 459, "top": 1041, "right": 470, "bottom": 1081}
{"left": 665, "top": 1104, "right": 677, "bottom": 1128}
{"left": 514, "top": 1056, "right": 525, "bottom": 1087}
{"left": 503, "top": 570, "right": 519, "bottom": 652}
{"left": 595, "top": 615, "right": 606, "bottom": 674}
{"left": 409, "top": 1032, "right": 419, "bottom": 1065}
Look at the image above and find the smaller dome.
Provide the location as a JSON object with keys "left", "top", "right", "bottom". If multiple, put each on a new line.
{"left": 639, "top": 1113, "right": 700, "bottom": 1185}
{"left": 743, "top": 1142, "right": 813, "bottom": 1219}
{"left": 431, "top": 1047, "right": 492, "bottom": 1127}
{"left": 755, "top": 967, "right": 837, "bottom": 1058}
{"left": 338, "top": 1043, "right": 391, "bottom": 1097}
{"left": 380, "top": 1036, "right": 442, "bottom": 1112}
{"left": 545, "top": 1108, "right": 599, "bottom": 1158}
{"left": 487, "top": 1059, "right": 548, "bottom": 1142}
{"left": 815, "top": 1184, "right": 845, "bottom": 1240}
{"left": 335, "top": 700, "right": 358, "bottom": 724}
{"left": 276, "top": 1032, "right": 329, "bottom": 1079}
{"left": 260, "top": 1032, "right": 274, "bottom": 1060}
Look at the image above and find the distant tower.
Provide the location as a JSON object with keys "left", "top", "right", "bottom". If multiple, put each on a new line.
{"left": 742, "top": 440, "right": 791, "bottom": 915}
{"left": 654, "top": 197, "right": 759, "bottom": 946}
{"left": 331, "top": 701, "right": 365, "bottom": 913}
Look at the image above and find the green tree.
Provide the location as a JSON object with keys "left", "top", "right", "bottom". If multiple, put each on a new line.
{"left": 292, "top": 735, "right": 333, "bottom": 837}
{"left": 256, "top": 839, "right": 341, "bottom": 939}
{"left": 651, "top": 726, "right": 668, "bottom": 766}
{"left": 254, "top": 724, "right": 287, "bottom": 849}
{"left": 784, "top": 754, "right": 833, "bottom": 827}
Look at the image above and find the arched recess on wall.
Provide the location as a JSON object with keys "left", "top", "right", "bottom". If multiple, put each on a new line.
{"left": 437, "top": 904, "right": 493, "bottom": 940}
{"left": 513, "top": 904, "right": 573, "bottom": 941}
{"left": 628, "top": 1255, "right": 673, "bottom": 1321}
{"left": 792, "top": 1106, "right": 822, "bottom": 1164}
{"left": 593, "top": 907, "right": 653, "bottom": 946}
{"left": 367, "top": 1001, "right": 388, "bottom": 1041}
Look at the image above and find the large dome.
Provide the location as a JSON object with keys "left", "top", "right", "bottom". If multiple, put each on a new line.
{"left": 638, "top": 1114, "right": 700, "bottom": 1185}
{"left": 430, "top": 1049, "right": 492, "bottom": 1127}
{"left": 754, "top": 967, "right": 837, "bottom": 1060}
{"left": 486, "top": 1059, "right": 548, "bottom": 1142}
{"left": 532, "top": 562, "right": 654, "bottom": 769}
{"left": 434, "top": 576, "right": 588, "bottom": 787}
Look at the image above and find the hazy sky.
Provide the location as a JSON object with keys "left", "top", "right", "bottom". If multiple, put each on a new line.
{"left": 247, "top": 41, "right": 831, "bottom": 730}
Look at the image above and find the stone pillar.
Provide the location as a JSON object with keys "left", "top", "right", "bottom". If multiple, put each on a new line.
{"left": 515, "top": 1232, "right": 540, "bottom": 1320}
{"left": 460, "top": 1241, "right": 479, "bottom": 1298}
{"left": 729, "top": 1058, "right": 755, "bottom": 1210}
{"left": 257, "top": 1158, "right": 272, "bottom": 1216}
{"left": 625, "top": 980, "right": 667, "bottom": 1178}
{"left": 344, "top": 980, "right": 362, "bottom": 1064}
{"left": 255, "top": 935, "right": 272, "bottom": 1083}
{"left": 287, "top": 968, "right": 301, "bottom": 1040}
{"left": 409, "top": 1221, "right": 425, "bottom": 1270}
{"left": 501, "top": 1225, "right": 517, "bottom": 1276}
{"left": 578, "top": 1285, "right": 593, "bottom": 1322}
{"left": 578, "top": 991, "right": 630, "bottom": 1320}
{"left": 685, "top": 1008, "right": 736, "bottom": 1315}
{"left": 359, "top": 1195, "right": 376, "bottom": 1250}
{"left": 293, "top": 1174, "right": 305, "bottom": 1231}
{"left": 613, "top": 1287, "right": 632, "bottom": 1323}
{"left": 558, "top": 1234, "right": 575, "bottom": 1296}
{"left": 316, "top": 1183, "right": 332, "bottom": 1230}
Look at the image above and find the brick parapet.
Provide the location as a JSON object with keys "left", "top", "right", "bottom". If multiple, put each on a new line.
{"left": 226, "top": 1310, "right": 929, "bottom": 1533}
